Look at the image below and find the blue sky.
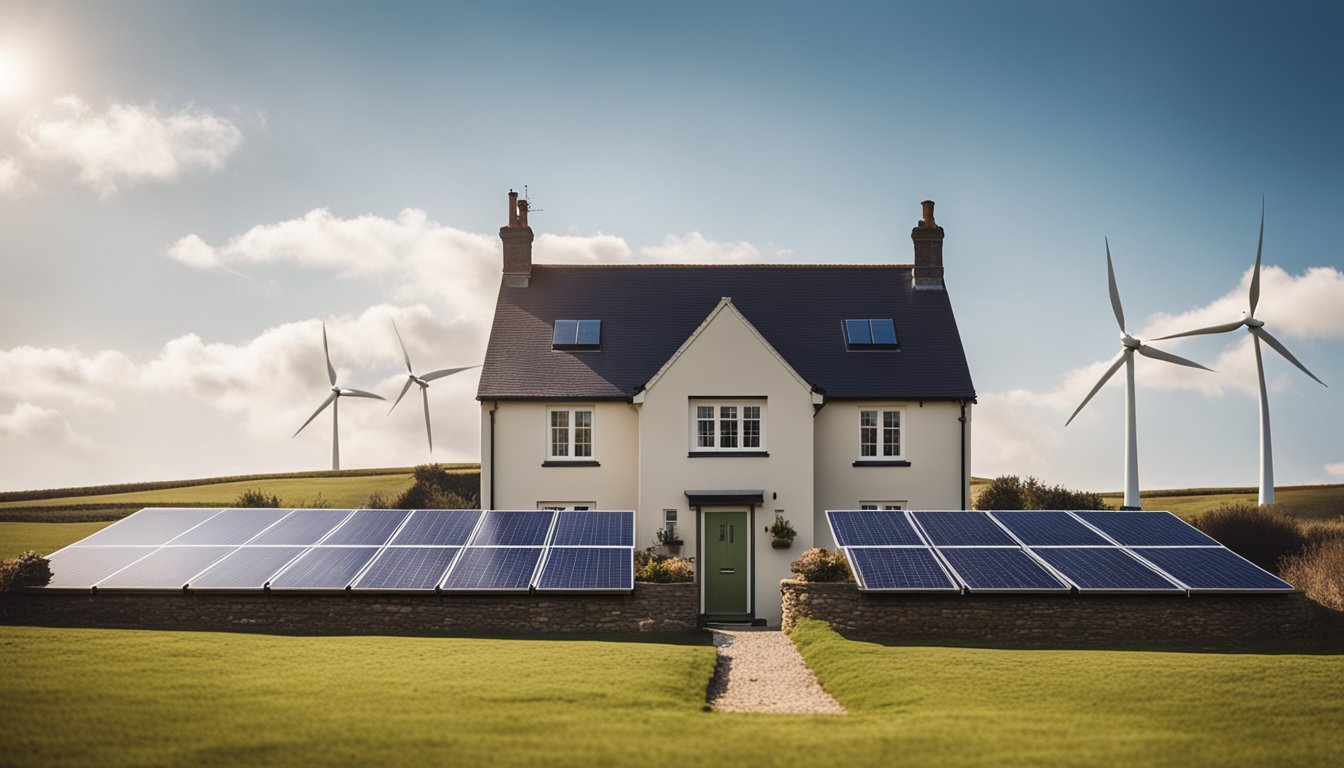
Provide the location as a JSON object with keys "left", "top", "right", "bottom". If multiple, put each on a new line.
{"left": 0, "top": 0, "right": 1340, "bottom": 492}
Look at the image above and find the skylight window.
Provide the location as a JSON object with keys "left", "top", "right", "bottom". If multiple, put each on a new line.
{"left": 553, "top": 319, "right": 602, "bottom": 349}
{"left": 845, "top": 318, "right": 898, "bottom": 350}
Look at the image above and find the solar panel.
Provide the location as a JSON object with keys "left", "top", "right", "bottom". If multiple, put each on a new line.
{"left": 390, "top": 509, "right": 481, "bottom": 546}
{"left": 913, "top": 511, "right": 1016, "bottom": 546}
{"left": 353, "top": 547, "right": 460, "bottom": 590}
{"left": 469, "top": 510, "right": 555, "bottom": 546}
{"left": 938, "top": 548, "right": 1069, "bottom": 591}
{"left": 551, "top": 510, "right": 634, "bottom": 547}
{"left": 827, "top": 510, "right": 924, "bottom": 546}
{"left": 268, "top": 547, "right": 380, "bottom": 589}
{"left": 248, "top": 509, "right": 353, "bottom": 545}
{"left": 991, "top": 511, "right": 1110, "bottom": 546}
{"left": 189, "top": 546, "right": 307, "bottom": 590}
{"left": 96, "top": 546, "right": 237, "bottom": 589}
{"left": 1130, "top": 547, "right": 1294, "bottom": 592}
{"left": 78, "top": 508, "right": 222, "bottom": 546}
{"left": 440, "top": 547, "right": 541, "bottom": 591}
{"left": 536, "top": 548, "right": 633, "bottom": 591}
{"left": 1076, "top": 511, "right": 1218, "bottom": 547}
{"left": 44, "top": 546, "right": 157, "bottom": 589}
{"left": 167, "top": 508, "right": 289, "bottom": 545}
{"left": 321, "top": 509, "right": 410, "bottom": 546}
{"left": 846, "top": 547, "right": 959, "bottom": 591}
{"left": 1032, "top": 547, "right": 1181, "bottom": 592}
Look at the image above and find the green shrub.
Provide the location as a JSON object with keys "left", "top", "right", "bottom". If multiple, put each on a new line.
{"left": 1280, "top": 537, "right": 1344, "bottom": 611}
{"left": 393, "top": 464, "right": 480, "bottom": 509}
{"left": 974, "top": 475, "right": 1105, "bottom": 510}
{"left": 0, "top": 551, "right": 53, "bottom": 591}
{"left": 1192, "top": 504, "right": 1307, "bottom": 573}
{"left": 234, "top": 488, "right": 281, "bottom": 508}
{"left": 365, "top": 491, "right": 394, "bottom": 509}
{"left": 635, "top": 552, "right": 694, "bottom": 583}
{"left": 790, "top": 548, "right": 853, "bottom": 582}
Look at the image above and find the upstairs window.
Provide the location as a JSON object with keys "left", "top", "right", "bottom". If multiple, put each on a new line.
{"left": 548, "top": 407, "right": 593, "bottom": 460}
{"left": 844, "top": 318, "right": 898, "bottom": 350}
{"left": 691, "top": 401, "right": 765, "bottom": 453}
{"left": 859, "top": 408, "right": 902, "bottom": 459}
{"left": 552, "top": 319, "right": 602, "bottom": 349}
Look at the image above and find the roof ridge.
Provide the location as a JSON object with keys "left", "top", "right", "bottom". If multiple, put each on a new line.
{"left": 531, "top": 263, "right": 915, "bottom": 269}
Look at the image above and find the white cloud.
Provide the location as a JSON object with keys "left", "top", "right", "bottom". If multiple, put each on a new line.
{"left": 0, "top": 346, "right": 137, "bottom": 408}
{"left": 535, "top": 233, "right": 631, "bottom": 264}
{"left": 0, "top": 403, "right": 92, "bottom": 448}
{"left": 17, "top": 95, "right": 243, "bottom": 197}
{"left": 0, "top": 156, "right": 36, "bottom": 197}
{"left": 1325, "top": 462, "right": 1344, "bottom": 480}
{"left": 640, "top": 231, "right": 792, "bottom": 264}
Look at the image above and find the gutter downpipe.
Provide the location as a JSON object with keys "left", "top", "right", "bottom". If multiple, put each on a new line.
{"left": 959, "top": 399, "right": 968, "bottom": 510}
{"left": 489, "top": 400, "right": 498, "bottom": 509}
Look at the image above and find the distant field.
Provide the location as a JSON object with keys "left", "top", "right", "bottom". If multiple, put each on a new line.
{"left": 0, "top": 522, "right": 111, "bottom": 559}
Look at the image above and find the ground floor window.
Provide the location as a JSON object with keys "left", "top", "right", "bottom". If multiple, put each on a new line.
{"left": 538, "top": 502, "right": 594, "bottom": 511}
{"left": 859, "top": 501, "right": 905, "bottom": 510}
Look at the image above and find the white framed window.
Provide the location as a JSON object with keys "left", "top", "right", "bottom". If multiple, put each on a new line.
{"left": 547, "top": 406, "right": 594, "bottom": 460}
{"left": 859, "top": 501, "right": 905, "bottom": 511}
{"left": 538, "top": 502, "right": 594, "bottom": 511}
{"left": 689, "top": 400, "right": 765, "bottom": 452}
{"left": 858, "top": 408, "right": 902, "bottom": 460}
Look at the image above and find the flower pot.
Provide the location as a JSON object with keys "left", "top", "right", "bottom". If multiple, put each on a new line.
{"left": 771, "top": 538, "right": 793, "bottom": 549}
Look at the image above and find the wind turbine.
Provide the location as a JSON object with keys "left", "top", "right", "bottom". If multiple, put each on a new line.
{"left": 1066, "top": 240, "right": 1213, "bottom": 510}
{"left": 293, "top": 323, "right": 385, "bottom": 470}
{"left": 1152, "top": 203, "right": 1327, "bottom": 505}
{"left": 388, "top": 319, "right": 480, "bottom": 453}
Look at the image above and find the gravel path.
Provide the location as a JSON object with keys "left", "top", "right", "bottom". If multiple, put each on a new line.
{"left": 706, "top": 628, "right": 847, "bottom": 715}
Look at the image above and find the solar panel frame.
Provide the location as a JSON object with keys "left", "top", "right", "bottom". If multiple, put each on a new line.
{"left": 844, "top": 547, "right": 961, "bottom": 592}
{"left": 1074, "top": 511, "right": 1220, "bottom": 547}
{"left": 267, "top": 546, "right": 381, "bottom": 590}
{"left": 1031, "top": 546, "right": 1183, "bottom": 593}
{"left": 550, "top": 510, "right": 636, "bottom": 547}
{"left": 389, "top": 509, "right": 483, "bottom": 546}
{"left": 468, "top": 510, "right": 557, "bottom": 547}
{"left": 74, "top": 508, "right": 225, "bottom": 547}
{"left": 187, "top": 546, "right": 309, "bottom": 590}
{"left": 165, "top": 508, "right": 290, "bottom": 546}
{"left": 826, "top": 510, "right": 925, "bottom": 547}
{"left": 936, "top": 547, "right": 1071, "bottom": 592}
{"left": 352, "top": 547, "right": 463, "bottom": 591}
{"left": 320, "top": 509, "right": 412, "bottom": 546}
{"left": 535, "top": 547, "right": 634, "bottom": 592}
{"left": 440, "top": 546, "right": 544, "bottom": 592}
{"left": 246, "top": 508, "right": 356, "bottom": 546}
{"left": 43, "top": 546, "right": 159, "bottom": 589}
{"left": 1129, "top": 547, "right": 1295, "bottom": 592}
{"left": 912, "top": 511, "right": 1018, "bottom": 547}
{"left": 94, "top": 546, "right": 239, "bottom": 590}
{"left": 990, "top": 511, "right": 1112, "bottom": 547}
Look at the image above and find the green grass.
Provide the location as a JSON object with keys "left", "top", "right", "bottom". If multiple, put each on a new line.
{"left": 0, "top": 473, "right": 421, "bottom": 511}
{"left": 1109, "top": 484, "right": 1344, "bottom": 521}
{"left": 0, "top": 521, "right": 112, "bottom": 559}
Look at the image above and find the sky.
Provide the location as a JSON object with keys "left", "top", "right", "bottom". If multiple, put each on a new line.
{"left": 0, "top": 0, "right": 1340, "bottom": 494}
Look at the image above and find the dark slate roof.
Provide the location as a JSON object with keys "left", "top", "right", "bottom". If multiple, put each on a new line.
{"left": 477, "top": 265, "right": 976, "bottom": 401}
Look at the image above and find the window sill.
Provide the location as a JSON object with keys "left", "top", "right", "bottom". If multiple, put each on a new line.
{"left": 852, "top": 460, "right": 911, "bottom": 467}
{"left": 542, "top": 460, "right": 601, "bottom": 468}
{"left": 688, "top": 451, "right": 770, "bottom": 458}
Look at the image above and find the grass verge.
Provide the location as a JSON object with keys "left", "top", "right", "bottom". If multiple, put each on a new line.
{"left": 0, "top": 521, "right": 112, "bottom": 560}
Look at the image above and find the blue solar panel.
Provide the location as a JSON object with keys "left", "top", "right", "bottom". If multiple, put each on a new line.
{"left": 1131, "top": 547, "right": 1294, "bottom": 592}
{"left": 44, "top": 547, "right": 157, "bottom": 589}
{"left": 1075, "top": 511, "right": 1218, "bottom": 546}
{"left": 167, "top": 508, "right": 288, "bottom": 545}
{"left": 269, "top": 547, "right": 379, "bottom": 589}
{"left": 322, "top": 509, "right": 410, "bottom": 546}
{"left": 939, "top": 548, "right": 1069, "bottom": 591}
{"left": 551, "top": 511, "right": 634, "bottom": 547}
{"left": 913, "top": 512, "right": 1016, "bottom": 546}
{"left": 249, "top": 509, "right": 353, "bottom": 545}
{"left": 827, "top": 510, "right": 923, "bottom": 546}
{"left": 79, "top": 508, "right": 222, "bottom": 546}
{"left": 470, "top": 510, "right": 554, "bottom": 546}
{"left": 991, "top": 511, "right": 1110, "bottom": 546}
{"left": 96, "top": 546, "right": 237, "bottom": 589}
{"left": 536, "top": 548, "right": 633, "bottom": 591}
{"left": 846, "top": 547, "right": 959, "bottom": 591}
{"left": 354, "top": 547, "right": 460, "bottom": 590}
{"left": 391, "top": 510, "right": 481, "bottom": 546}
{"left": 1032, "top": 547, "right": 1181, "bottom": 592}
{"left": 189, "top": 547, "right": 307, "bottom": 589}
{"left": 441, "top": 547, "right": 541, "bottom": 591}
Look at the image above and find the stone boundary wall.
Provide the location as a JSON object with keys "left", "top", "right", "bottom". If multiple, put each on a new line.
{"left": 780, "top": 580, "right": 1325, "bottom": 644}
{"left": 0, "top": 583, "right": 699, "bottom": 635}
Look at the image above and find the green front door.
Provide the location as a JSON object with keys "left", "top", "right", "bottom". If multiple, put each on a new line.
{"left": 704, "top": 510, "right": 749, "bottom": 615}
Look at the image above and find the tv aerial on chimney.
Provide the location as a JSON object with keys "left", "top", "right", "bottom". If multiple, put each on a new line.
{"left": 524, "top": 185, "right": 542, "bottom": 215}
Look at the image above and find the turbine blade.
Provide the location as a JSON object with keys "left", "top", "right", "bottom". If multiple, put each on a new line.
{"left": 1151, "top": 320, "right": 1244, "bottom": 341}
{"left": 1136, "top": 343, "right": 1212, "bottom": 371}
{"left": 1250, "top": 199, "right": 1264, "bottom": 316}
{"left": 392, "top": 319, "right": 413, "bottom": 374}
{"left": 1066, "top": 350, "right": 1129, "bottom": 427}
{"left": 1106, "top": 238, "right": 1126, "bottom": 334}
{"left": 338, "top": 388, "right": 386, "bottom": 400}
{"left": 421, "top": 387, "right": 433, "bottom": 453}
{"left": 420, "top": 364, "right": 482, "bottom": 383}
{"left": 1252, "top": 326, "right": 1327, "bottom": 387}
{"left": 294, "top": 393, "right": 336, "bottom": 437}
{"left": 388, "top": 377, "right": 414, "bottom": 413}
{"left": 322, "top": 323, "right": 337, "bottom": 386}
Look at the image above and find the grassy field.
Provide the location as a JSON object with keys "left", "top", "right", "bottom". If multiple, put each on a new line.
{"left": 0, "top": 472, "right": 422, "bottom": 511}
{"left": 0, "top": 620, "right": 1339, "bottom": 767}
{"left": 0, "top": 521, "right": 111, "bottom": 559}
{"left": 971, "top": 477, "right": 1344, "bottom": 521}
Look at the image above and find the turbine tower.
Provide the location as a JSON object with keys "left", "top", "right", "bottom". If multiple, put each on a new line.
{"left": 388, "top": 319, "right": 480, "bottom": 453}
{"left": 1066, "top": 240, "right": 1213, "bottom": 510}
{"left": 1153, "top": 203, "right": 1327, "bottom": 505}
{"left": 293, "top": 323, "right": 385, "bottom": 470}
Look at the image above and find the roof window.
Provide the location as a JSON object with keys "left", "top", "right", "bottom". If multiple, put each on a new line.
{"left": 553, "top": 319, "right": 602, "bottom": 349}
{"left": 845, "top": 319, "right": 898, "bottom": 350}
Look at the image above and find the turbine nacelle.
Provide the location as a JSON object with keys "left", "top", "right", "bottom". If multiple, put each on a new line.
{"left": 1121, "top": 334, "right": 1141, "bottom": 349}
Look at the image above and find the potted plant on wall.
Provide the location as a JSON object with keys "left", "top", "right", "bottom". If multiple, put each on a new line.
{"left": 656, "top": 527, "right": 683, "bottom": 555}
{"left": 770, "top": 517, "right": 797, "bottom": 549}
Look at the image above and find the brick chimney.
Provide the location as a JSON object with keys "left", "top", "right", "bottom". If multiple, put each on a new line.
{"left": 500, "top": 189, "right": 533, "bottom": 288}
{"left": 911, "top": 199, "right": 945, "bottom": 290}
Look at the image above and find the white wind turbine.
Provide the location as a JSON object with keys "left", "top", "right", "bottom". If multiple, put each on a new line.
{"left": 388, "top": 320, "right": 480, "bottom": 453}
{"left": 293, "top": 323, "right": 385, "bottom": 470}
{"left": 1066, "top": 240, "right": 1213, "bottom": 510}
{"left": 1152, "top": 204, "right": 1327, "bottom": 505}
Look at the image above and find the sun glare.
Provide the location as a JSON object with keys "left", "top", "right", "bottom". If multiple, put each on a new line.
{"left": 0, "top": 48, "right": 29, "bottom": 98}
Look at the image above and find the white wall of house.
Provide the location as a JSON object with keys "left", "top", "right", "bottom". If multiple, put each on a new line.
{"left": 812, "top": 399, "right": 972, "bottom": 547}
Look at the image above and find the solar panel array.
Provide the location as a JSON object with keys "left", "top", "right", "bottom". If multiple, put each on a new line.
{"left": 827, "top": 509, "right": 1294, "bottom": 595}
{"left": 42, "top": 508, "right": 635, "bottom": 594}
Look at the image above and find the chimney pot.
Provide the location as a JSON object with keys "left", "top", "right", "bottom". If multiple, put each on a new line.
{"left": 508, "top": 190, "right": 520, "bottom": 227}
{"left": 911, "top": 199, "right": 945, "bottom": 290}
{"left": 920, "top": 200, "right": 936, "bottom": 228}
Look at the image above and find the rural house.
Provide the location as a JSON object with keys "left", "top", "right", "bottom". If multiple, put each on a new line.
{"left": 477, "top": 192, "right": 976, "bottom": 625}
